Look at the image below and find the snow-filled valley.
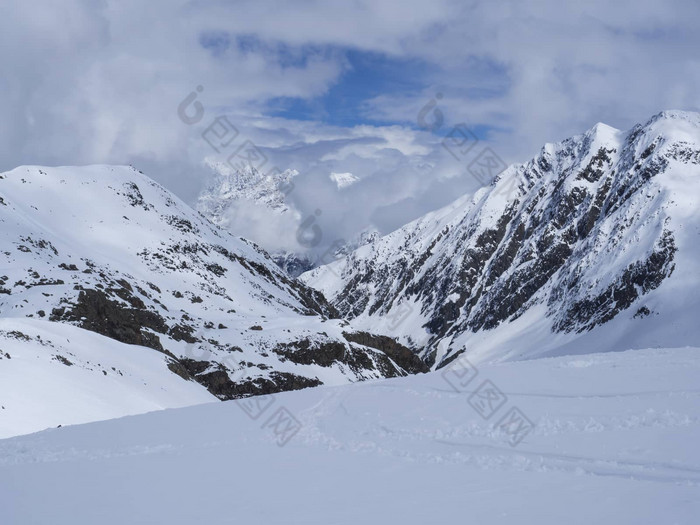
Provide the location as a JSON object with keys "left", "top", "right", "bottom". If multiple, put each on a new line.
{"left": 1, "top": 346, "right": 699, "bottom": 524}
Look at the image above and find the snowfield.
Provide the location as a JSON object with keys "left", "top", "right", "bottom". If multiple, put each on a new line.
{"left": 0, "top": 317, "right": 216, "bottom": 439}
{"left": 2, "top": 112, "right": 699, "bottom": 524}
{"left": 2, "top": 346, "right": 699, "bottom": 524}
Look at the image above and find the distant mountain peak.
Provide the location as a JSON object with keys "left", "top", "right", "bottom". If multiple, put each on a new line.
{"left": 197, "top": 161, "right": 299, "bottom": 225}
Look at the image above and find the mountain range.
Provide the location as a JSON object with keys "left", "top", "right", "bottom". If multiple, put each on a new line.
{"left": 1, "top": 110, "right": 699, "bottom": 439}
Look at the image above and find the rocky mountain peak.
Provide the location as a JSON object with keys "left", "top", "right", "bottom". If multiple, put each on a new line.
{"left": 301, "top": 111, "right": 700, "bottom": 367}
{"left": 197, "top": 162, "right": 299, "bottom": 226}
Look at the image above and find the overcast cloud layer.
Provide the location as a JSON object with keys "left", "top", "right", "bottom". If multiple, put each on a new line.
{"left": 2, "top": 0, "right": 699, "bottom": 255}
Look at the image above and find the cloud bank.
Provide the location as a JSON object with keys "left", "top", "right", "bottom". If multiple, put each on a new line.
{"left": 1, "top": 0, "right": 698, "bottom": 257}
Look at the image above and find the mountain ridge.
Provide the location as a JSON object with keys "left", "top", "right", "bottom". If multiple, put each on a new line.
{"left": 301, "top": 110, "right": 700, "bottom": 366}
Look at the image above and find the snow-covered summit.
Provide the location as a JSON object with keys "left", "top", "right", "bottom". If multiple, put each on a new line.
{"left": 329, "top": 171, "right": 360, "bottom": 189}
{"left": 197, "top": 161, "right": 299, "bottom": 224}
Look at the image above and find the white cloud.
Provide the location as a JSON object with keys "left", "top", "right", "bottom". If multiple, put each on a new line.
{"left": 1, "top": 0, "right": 698, "bottom": 257}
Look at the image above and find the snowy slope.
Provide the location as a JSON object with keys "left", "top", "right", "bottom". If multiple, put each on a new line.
{"left": 0, "top": 318, "right": 215, "bottom": 439}
{"left": 1, "top": 345, "right": 698, "bottom": 524}
{"left": 302, "top": 111, "right": 700, "bottom": 366}
{"left": 0, "top": 165, "right": 423, "bottom": 438}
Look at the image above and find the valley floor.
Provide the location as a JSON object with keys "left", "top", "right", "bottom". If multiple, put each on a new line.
{"left": 2, "top": 346, "right": 699, "bottom": 524}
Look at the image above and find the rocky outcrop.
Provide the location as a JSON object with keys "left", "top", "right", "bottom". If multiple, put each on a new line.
{"left": 171, "top": 357, "right": 322, "bottom": 400}
{"left": 342, "top": 331, "right": 429, "bottom": 374}
{"left": 50, "top": 288, "right": 168, "bottom": 353}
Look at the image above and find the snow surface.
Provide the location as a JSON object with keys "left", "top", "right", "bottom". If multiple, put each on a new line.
{"left": 330, "top": 171, "right": 360, "bottom": 189}
{"left": 1, "top": 346, "right": 699, "bottom": 524}
{"left": 0, "top": 318, "right": 215, "bottom": 439}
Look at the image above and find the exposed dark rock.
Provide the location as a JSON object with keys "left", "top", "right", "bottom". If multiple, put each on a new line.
{"left": 634, "top": 306, "right": 651, "bottom": 318}
{"left": 169, "top": 324, "right": 198, "bottom": 344}
{"left": 342, "top": 331, "right": 429, "bottom": 374}
{"left": 554, "top": 230, "right": 676, "bottom": 333}
{"left": 273, "top": 339, "right": 352, "bottom": 367}
{"left": 435, "top": 348, "right": 466, "bottom": 370}
{"left": 50, "top": 289, "right": 168, "bottom": 352}
{"left": 53, "top": 355, "right": 73, "bottom": 366}
{"left": 171, "top": 356, "right": 323, "bottom": 400}
{"left": 122, "top": 182, "right": 153, "bottom": 210}
{"left": 205, "top": 263, "right": 227, "bottom": 277}
{"left": 163, "top": 215, "right": 198, "bottom": 234}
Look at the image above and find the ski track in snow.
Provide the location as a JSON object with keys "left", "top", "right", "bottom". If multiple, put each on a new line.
{"left": 1, "top": 346, "right": 699, "bottom": 524}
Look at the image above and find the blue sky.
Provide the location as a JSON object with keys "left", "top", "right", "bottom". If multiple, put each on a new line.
{"left": 200, "top": 28, "right": 507, "bottom": 136}
{"left": 266, "top": 49, "right": 434, "bottom": 128}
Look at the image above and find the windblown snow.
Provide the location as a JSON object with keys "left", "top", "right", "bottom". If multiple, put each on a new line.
{"left": 1, "top": 346, "right": 698, "bottom": 524}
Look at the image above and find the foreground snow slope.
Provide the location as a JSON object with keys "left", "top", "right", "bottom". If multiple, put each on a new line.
{"left": 2, "top": 346, "right": 698, "bottom": 524}
{"left": 0, "top": 318, "right": 216, "bottom": 439}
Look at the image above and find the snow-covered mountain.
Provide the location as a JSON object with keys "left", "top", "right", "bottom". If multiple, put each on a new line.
{"left": 196, "top": 163, "right": 318, "bottom": 277}
{"left": 329, "top": 171, "right": 360, "bottom": 189}
{"left": 197, "top": 162, "right": 299, "bottom": 223}
{"left": 0, "top": 165, "right": 424, "bottom": 438}
{"left": 302, "top": 111, "right": 700, "bottom": 366}
{"left": 196, "top": 164, "right": 380, "bottom": 277}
